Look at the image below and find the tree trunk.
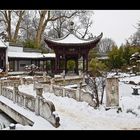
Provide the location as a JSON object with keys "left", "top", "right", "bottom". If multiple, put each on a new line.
{"left": 0, "top": 10, "right": 25, "bottom": 43}
{"left": 34, "top": 10, "right": 78, "bottom": 48}
{"left": 100, "top": 85, "right": 105, "bottom": 104}
{"left": 35, "top": 28, "right": 42, "bottom": 48}
{"left": 6, "top": 11, "right": 12, "bottom": 41}
{"left": 34, "top": 11, "right": 47, "bottom": 48}
{"left": 13, "top": 11, "right": 25, "bottom": 43}
{"left": 92, "top": 77, "right": 99, "bottom": 107}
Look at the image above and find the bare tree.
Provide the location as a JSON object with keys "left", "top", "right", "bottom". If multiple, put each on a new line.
{"left": 0, "top": 10, "right": 25, "bottom": 42}
{"left": 0, "top": 10, "right": 94, "bottom": 48}
{"left": 47, "top": 11, "right": 69, "bottom": 38}
{"left": 97, "top": 38, "right": 116, "bottom": 54}
{"left": 46, "top": 10, "right": 94, "bottom": 39}
{"left": 77, "top": 11, "right": 94, "bottom": 39}
{"left": 127, "top": 20, "right": 140, "bottom": 46}
{"left": 85, "top": 58, "right": 108, "bottom": 108}
{"left": 20, "top": 11, "right": 37, "bottom": 41}
{"left": 33, "top": 10, "right": 79, "bottom": 48}
{"left": 98, "top": 73, "right": 107, "bottom": 104}
{"left": 128, "top": 30, "right": 140, "bottom": 46}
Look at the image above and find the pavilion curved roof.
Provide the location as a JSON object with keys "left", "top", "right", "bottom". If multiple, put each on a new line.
{"left": 44, "top": 32, "right": 103, "bottom": 46}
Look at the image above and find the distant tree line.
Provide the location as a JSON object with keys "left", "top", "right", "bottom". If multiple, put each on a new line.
{"left": 89, "top": 19, "right": 140, "bottom": 73}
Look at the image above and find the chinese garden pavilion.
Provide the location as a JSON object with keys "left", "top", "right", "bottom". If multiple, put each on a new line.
{"left": 44, "top": 24, "right": 103, "bottom": 75}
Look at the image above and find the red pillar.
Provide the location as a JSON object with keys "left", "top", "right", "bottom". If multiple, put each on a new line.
{"left": 55, "top": 56, "right": 57, "bottom": 74}
{"left": 85, "top": 55, "right": 88, "bottom": 72}
{"left": 55, "top": 54, "right": 60, "bottom": 74}
{"left": 64, "top": 56, "right": 67, "bottom": 74}
{"left": 83, "top": 55, "right": 85, "bottom": 72}
{"left": 75, "top": 58, "right": 79, "bottom": 75}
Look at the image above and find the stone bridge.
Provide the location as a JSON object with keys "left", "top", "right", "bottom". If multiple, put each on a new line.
{"left": 0, "top": 79, "right": 60, "bottom": 129}
{"left": 0, "top": 74, "right": 96, "bottom": 129}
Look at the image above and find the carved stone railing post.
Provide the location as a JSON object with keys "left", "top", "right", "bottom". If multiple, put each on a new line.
{"left": 13, "top": 83, "right": 19, "bottom": 103}
{"left": 23, "top": 95, "right": 26, "bottom": 108}
{"left": 33, "top": 81, "right": 38, "bottom": 91}
{"left": 35, "top": 87, "right": 43, "bottom": 115}
{"left": 76, "top": 83, "right": 81, "bottom": 101}
{"left": 20, "top": 76, "right": 24, "bottom": 85}
{"left": 62, "top": 88, "right": 66, "bottom": 97}
{"left": 43, "top": 72, "right": 46, "bottom": 82}
{"left": 39, "top": 98, "right": 60, "bottom": 128}
{"left": 33, "top": 76, "right": 36, "bottom": 90}
{"left": 50, "top": 78, "right": 55, "bottom": 93}
{"left": 79, "top": 70, "right": 82, "bottom": 77}
{"left": 82, "top": 73, "right": 86, "bottom": 84}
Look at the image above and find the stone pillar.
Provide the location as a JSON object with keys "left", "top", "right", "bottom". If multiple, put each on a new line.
{"left": 50, "top": 78, "right": 55, "bottom": 93}
{"left": 106, "top": 77, "right": 119, "bottom": 108}
{"left": 62, "top": 88, "right": 66, "bottom": 97}
{"left": 76, "top": 83, "right": 81, "bottom": 101}
{"left": 13, "top": 83, "right": 19, "bottom": 103}
{"left": 82, "top": 73, "right": 86, "bottom": 84}
{"left": 43, "top": 72, "right": 46, "bottom": 82}
{"left": 79, "top": 70, "right": 82, "bottom": 77}
{"left": 35, "top": 87, "right": 43, "bottom": 115}
{"left": 20, "top": 76, "right": 24, "bottom": 85}
{"left": 23, "top": 95, "right": 26, "bottom": 108}
{"left": 36, "top": 87, "right": 43, "bottom": 97}
{"left": 33, "top": 76, "right": 36, "bottom": 90}
{"left": 61, "top": 70, "right": 65, "bottom": 78}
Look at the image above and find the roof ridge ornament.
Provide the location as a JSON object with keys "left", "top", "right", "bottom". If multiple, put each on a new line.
{"left": 69, "top": 21, "right": 74, "bottom": 33}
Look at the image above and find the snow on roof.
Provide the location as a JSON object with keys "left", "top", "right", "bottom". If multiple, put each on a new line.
{"left": 52, "top": 33, "right": 90, "bottom": 44}
{"left": 43, "top": 53, "right": 56, "bottom": 58}
{"left": 8, "top": 51, "right": 55, "bottom": 59}
{"left": 0, "top": 39, "right": 8, "bottom": 48}
{"left": 8, "top": 52, "right": 43, "bottom": 58}
{"left": 45, "top": 32, "right": 103, "bottom": 44}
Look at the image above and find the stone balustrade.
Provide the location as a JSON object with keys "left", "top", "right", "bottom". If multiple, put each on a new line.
{"left": 0, "top": 79, "right": 60, "bottom": 128}
{"left": 1, "top": 80, "right": 20, "bottom": 87}
{"left": 54, "top": 77, "right": 83, "bottom": 86}
{"left": 65, "top": 88, "right": 77, "bottom": 99}
{"left": 35, "top": 80, "right": 96, "bottom": 107}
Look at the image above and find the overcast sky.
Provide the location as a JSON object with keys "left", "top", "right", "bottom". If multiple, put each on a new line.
{"left": 91, "top": 10, "right": 140, "bottom": 46}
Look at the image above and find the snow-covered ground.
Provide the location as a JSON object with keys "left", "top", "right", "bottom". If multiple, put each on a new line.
{"left": 1, "top": 74, "right": 140, "bottom": 130}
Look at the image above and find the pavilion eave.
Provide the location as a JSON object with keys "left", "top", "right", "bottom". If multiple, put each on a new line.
{"left": 44, "top": 32, "right": 103, "bottom": 48}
